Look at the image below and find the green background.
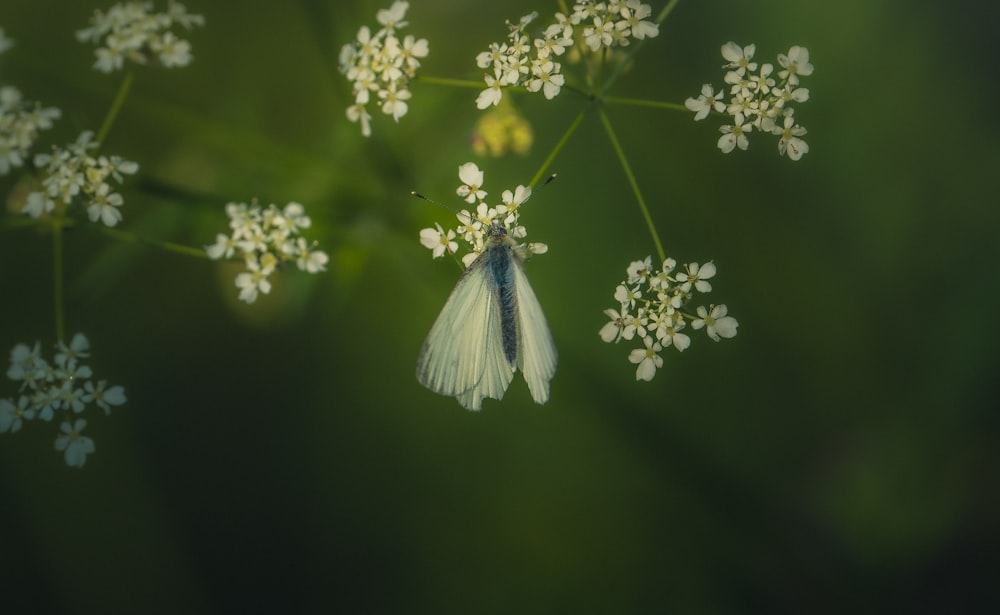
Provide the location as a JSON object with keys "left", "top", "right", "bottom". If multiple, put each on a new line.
{"left": 1, "top": 0, "right": 997, "bottom": 613}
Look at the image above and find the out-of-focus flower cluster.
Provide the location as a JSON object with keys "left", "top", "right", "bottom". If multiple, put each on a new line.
{"left": 206, "top": 201, "right": 329, "bottom": 304}
{"left": 22, "top": 130, "right": 139, "bottom": 227}
{"left": 600, "top": 256, "right": 738, "bottom": 381}
{"left": 471, "top": 99, "right": 534, "bottom": 157}
{"left": 419, "top": 162, "right": 547, "bottom": 268}
{"left": 0, "top": 333, "right": 126, "bottom": 468}
{"left": 685, "top": 42, "right": 813, "bottom": 160}
{"left": 0, "top": 30, "right": 62, "bottom": 176}
{"left": 0, "top": 27, "right": 13, "bottom": 55}
{"left": 76, "top": 0, "right": 205, "bottom": 73}
{"left": 475, "top": 1, "right": 659, "bottom": 109}
{"left": 338, "top": 1, "right": 428, "bottom": 137}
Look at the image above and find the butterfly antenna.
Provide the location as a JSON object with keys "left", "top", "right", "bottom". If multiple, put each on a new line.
{"left": 412, "top": 190, "right": 476, "bottom": 226}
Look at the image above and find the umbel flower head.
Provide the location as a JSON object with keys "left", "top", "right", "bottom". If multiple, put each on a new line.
{"left": 418, "top": 162, "right": 548, "bottom": 267}
{"left": 474, "top": 1, "right": 659, "bottom": 109}
{"left": 22, "top": 131, "right": 138, "bottom": 226}
{"left": 0, "top": 333, "right": 126, "bottom": 468}
{"left": 685, "top": 42, "right": 813, "bottom": 160}
{"left": 339, "top": 1, "right": 429, "bottom": 136}
{"left": 600, "top": 256, "right": 738, "bottom": 381}
{"left": 205, "top": 200, "right": 329, "bottom": 304}
{"left": 0, "top": 33, "right": 62, "bottom": 176}
{"left": 77, "top": 0, "right": 205, "bottom": 73}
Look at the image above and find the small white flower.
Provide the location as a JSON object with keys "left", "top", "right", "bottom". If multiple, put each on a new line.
{"left": 59, "top": 380, "right": 90, "bottom": 413}
{"left": 676, "top": 261, "right": 716, "bottom": 293}
{"left": 624, "top": 2, "right": 659, "bottom": 40}
{"left": 456, "top": 162, "right": 487, "bottom": 203}
{"left": 85, "top": 183, "right": 125, "bottom": 227}
{"left": 627, "top": 256, "right": 653, "bottom": 284}
{"left": 692, "top": 304, "right": 739, "bottom": 341}
{"left": 500, "top": 185, "right": 531, "bottom": 210}
{"left": 658, "top": 319, "right": 691, "bottom": 352}
{"left": 295, "top": 239, "right": 329, "bottom": 273}
{"left": 83, "top": 380, "right": 127, "bottom": 415}
{"left": 419, "top": 223, "right": 458, "bottom": 258}
{"left": 205, "top": 233, "right": 237, "bottom": 259}
{"left": 777, "top": 45, "right": 813, "bottom": 85}
{"left": 346, "top": 104, "right": 373, "bottom": 137}
{"left": 235, "top": 253, "right": 277, "bottom": 304}
{"left": 8, "top": 342, "right": 43, "bottom": 382}
{"left": 615, "top": 283, "right": 641, "bottom": 309}
{"left": 718, "top": 113, "right": 752, "bottom": 153}
{"left": 526, "top": 59, "right": 565, "bottom": 99}
{"left": 0, "top": 397, "right": 33, "bottom": 433}
{"left": 774, "top": 113, "right": 809, "bottom": 161}
{"left": 599, "top": 306, "right": 629, "bottom": 343}
{"left": 629, "top": 336, "right": 663, "bottom": 381}
{"left": 476, "top": 73, "right": 504, "bottom": 109}
{"left": 55, "top": 333, "right": 91, "bottom": 367}
{"left": 721, "top": 42, "right": 757, "bottom": 75}
{"left": 378, "top": 83, "right": 411, "bottom": 121}
{"left": 54, "top": 419, "right": 96, "bottom": 468}
{"left": 685, "top": 84, "right": 726, "bottom": 121}
{"left": 376, "top": 1, "right": 410, "bottom": 30}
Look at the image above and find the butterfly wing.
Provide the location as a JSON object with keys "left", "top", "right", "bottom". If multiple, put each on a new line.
{"left": 513, "top": 259, "right": 557, "bottom": 404}
{"left": 417, "top": 255, "right": 515, "bottom": 411}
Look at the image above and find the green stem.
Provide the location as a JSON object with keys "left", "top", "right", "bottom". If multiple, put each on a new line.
{"left": 94, "top": 225, "right": 211, "bottom": 259}
{"left": 52, "top": 219, "right": 65, "bottom": 343}
{"left": 529, "top": 107, "right": 587, "bottom": 188}
{"left": 655, "top": 0, "right": 682, "bottom": 24}
{"left": 95, "top": 70, "right": 134, "bottom": 146}
{"left": 604, "top": 96, "right": 688, "bottom": 112}
{"left": 598, "top": 107, "right": 665, "bottom": 262}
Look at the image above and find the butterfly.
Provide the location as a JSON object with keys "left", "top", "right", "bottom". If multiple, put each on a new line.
{"left": 417, "top": 220, "right": 557, "bottom": 411}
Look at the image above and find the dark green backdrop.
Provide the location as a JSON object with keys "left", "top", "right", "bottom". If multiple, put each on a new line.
{"left": 1, "top": 0, "right": 997, "bottom": 613}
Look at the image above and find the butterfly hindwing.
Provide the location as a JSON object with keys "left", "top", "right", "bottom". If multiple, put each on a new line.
{"left": 513, "top": 258, "right": 557, "bottom": 404}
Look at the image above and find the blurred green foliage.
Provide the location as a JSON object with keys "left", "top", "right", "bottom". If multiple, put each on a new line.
{"left": 1, "top": 0, "right": 998, "bottom": 613}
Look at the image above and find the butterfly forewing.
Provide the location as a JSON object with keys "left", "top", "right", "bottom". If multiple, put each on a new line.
{"left": 417, "top": 252, "right": 515, "bottom": 410}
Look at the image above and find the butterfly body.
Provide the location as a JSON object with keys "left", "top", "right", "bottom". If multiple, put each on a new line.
{"left": 417, "top": 224, "right": 556, "bottom": 411}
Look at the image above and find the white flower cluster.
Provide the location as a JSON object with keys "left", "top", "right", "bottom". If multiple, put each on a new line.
{"left": 22, "top": 130, "right": 139, "bottom": 226}
{"left": 338, "top": 1, "right": 429, "bottom": 137}
{"left": 0, "top": 333, "right": 126, "bottom": 468}
{"left": 206, "top": 201, "right": 329, "bottom": 304}
{"left": 0, "top": 32, "right": 62, "bottom": 176}
{"left": 686, "top": 42, "right": 813, "bottom": 161}
{"left": 419, "top": 162, "right": 548, "bottom": 267}
{"left": 475, "top": 1, "right": 659, "bottom": 109}
{"left": 76, "top": 0, "right": 205, "bottom": 73}
{"left": 600, "top": 256, "right": 739, "bottom": 381}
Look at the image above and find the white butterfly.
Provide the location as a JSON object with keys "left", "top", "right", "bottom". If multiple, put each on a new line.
{"left": 417, "top": 222, "right": 557, "bottom": 411}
